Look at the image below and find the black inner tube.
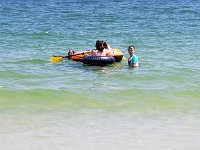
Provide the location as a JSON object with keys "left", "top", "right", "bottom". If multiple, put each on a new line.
{"left": 82, "top": 56, "right": 115, "bottom": 66}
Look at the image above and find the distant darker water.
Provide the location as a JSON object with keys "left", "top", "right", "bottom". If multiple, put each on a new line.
{"left": 0, "top": 0, "right": 200, "bottom": 149}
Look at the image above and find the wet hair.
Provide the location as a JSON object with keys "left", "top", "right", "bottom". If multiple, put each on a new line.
{"left": 128, "top": 45, "right": 135, "bottom": 49}
{"left": 103, "top": 42, "right": 108, "bottom": 49}
{"left": 95, "top": 40, "right": 104, "bottom": 51}
{"left": 68, "top": 49, "right": 75, "bottom": 56}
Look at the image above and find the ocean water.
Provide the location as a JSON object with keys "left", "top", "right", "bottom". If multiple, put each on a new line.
{"left": 0, "top": 0, "right": 200, "bottom": 149}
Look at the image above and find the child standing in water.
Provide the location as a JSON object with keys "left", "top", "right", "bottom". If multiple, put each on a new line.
{"left": 128, "top": 45, "right": 139, "bottom": 67}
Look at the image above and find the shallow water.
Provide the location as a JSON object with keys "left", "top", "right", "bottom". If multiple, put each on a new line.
{"left": 0, "top": 0, "right": 200, "bottom": 149}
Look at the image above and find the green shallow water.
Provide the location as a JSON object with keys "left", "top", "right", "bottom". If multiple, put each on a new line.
{"left": 1, "top": 88, "right": 199, "bottom": 113}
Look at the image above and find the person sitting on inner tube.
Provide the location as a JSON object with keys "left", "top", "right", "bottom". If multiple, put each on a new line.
{"left": 92, "top": 40, "right": 112, "bottom": 56}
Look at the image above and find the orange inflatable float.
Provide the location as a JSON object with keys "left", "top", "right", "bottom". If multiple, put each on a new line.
{"left": 68, "top": 48, "right": 123, "bottom": 62}
{"left": 50, "top": 48, "right": 124, "bottom": 63}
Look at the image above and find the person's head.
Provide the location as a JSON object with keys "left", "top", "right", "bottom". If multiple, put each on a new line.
{"left": 103, "top": 41, "right": 108, "bottom": 49}
{"left": 95, "top": 40, "right": 104, "bottom": 51}
{"left": 68, "top": 49, "right": 75, "bottom": 56}
{"left": 128, "top": 45, "right": 135, "bottom": 56}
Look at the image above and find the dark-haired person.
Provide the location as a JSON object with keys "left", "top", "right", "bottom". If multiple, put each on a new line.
{"left": 92, "top": 40, "right": 112, "bottom": 56}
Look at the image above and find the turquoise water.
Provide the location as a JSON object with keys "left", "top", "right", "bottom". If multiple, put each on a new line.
{"left": 0, "top": 0, "right": 200, "bottom": 149}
